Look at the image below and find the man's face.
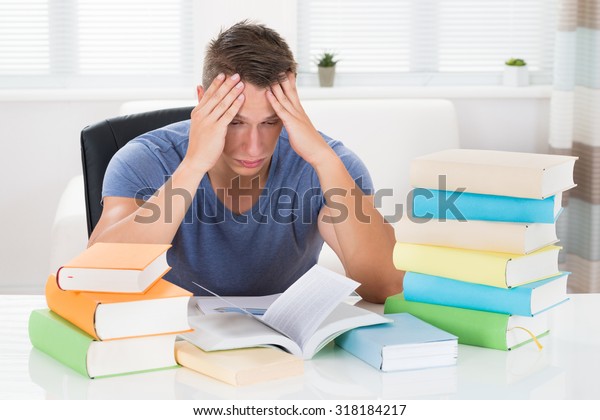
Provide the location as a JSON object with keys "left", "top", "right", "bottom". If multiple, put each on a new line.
{"left": 218, "top": 82, "right": 283, "bottom": 179}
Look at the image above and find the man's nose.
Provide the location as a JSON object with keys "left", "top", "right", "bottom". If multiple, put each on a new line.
{"left": 245, "top": 126, "right": 262, "bottom": 157}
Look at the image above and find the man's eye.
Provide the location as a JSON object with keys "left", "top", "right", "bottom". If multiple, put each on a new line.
{"left": 264, "top": 121, "right": 279, "bottom": 125}
{"left": 229, "top": 121, "right": 242, "bottom": 126}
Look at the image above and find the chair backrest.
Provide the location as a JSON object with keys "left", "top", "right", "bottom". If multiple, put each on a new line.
{"left": 80, "top": 106, "right": 194, "bottom": 236}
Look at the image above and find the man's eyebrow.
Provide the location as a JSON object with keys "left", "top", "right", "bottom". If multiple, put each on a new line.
{"left": 233, "top": 114, "right": 280, "bottom": 121}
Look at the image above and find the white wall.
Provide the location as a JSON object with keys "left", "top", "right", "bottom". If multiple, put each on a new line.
{"left": 0, "top": 100, "right": 122, "bottom": 294}
{"left": 453, "top": 98, "right": 550, "bottom": 153}
{"left": 0, "top": 94, "right": 551, "bottom": 294}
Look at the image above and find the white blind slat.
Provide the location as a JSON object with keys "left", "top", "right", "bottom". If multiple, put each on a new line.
{"left": 0, "top": 0, "right": 193, "bottom": 88}
{"left": 298, "top": 0, "right": 556, "bottom": 84}
{"left": 2, "top": 0, "right": 557, "bottom": 88}
{"left": 0, "top": 0, "right": 49, "bottom": 75}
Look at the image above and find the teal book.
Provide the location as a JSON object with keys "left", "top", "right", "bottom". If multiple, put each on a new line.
{"left": 28, "top": 309, "right": 179, "bottom": 379}
{"left": 404, "top": 272, "right": 569, "bottom": 317}
{"left": 411, "top": 188, "right": 561, "bottom": 223}
{"left": 335, "top": 313, "right": 458, "bottom": 371}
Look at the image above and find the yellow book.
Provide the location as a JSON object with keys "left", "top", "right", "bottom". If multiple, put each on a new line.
{"left": 174, "top": 341, "right": 304, "bottom": 386}
{"left": 393, "top": 243, "right": 561, "bottom": 288}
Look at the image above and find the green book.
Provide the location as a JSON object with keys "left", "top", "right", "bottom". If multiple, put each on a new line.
{"left": 28, "top": 309, "right": 179, "bottom": 378}
{"left": 384, "top": 294, "right": 549, "bottom": 351}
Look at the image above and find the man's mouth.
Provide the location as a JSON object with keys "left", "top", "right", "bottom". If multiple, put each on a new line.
{"left": 237, "top": 158, "right": 265, "bottom": 168}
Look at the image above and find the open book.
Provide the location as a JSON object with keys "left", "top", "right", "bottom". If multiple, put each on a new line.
{"left": 182, "top": 265, "right": 391, "bottom": 360}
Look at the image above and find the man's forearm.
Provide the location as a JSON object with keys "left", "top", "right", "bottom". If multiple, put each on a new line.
{"left": 312, "top": 150, "right": 403, "bottom": 302}
{"left": 90, "top": 161, "right": 205, "bottom": 245}
{"left": 263, "top": 71, "right": 403, "bottom": 301}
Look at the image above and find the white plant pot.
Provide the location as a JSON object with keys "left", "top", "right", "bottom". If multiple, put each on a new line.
{"left": 318, "top": 66, "right": 336, "bottom": 87}
{"left": 503, "top": 65, "right": 529, "bottom": 87}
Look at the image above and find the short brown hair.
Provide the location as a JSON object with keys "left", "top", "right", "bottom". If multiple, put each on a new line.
{"left": 202, "top": 20, "right": 297, "bottom": 88}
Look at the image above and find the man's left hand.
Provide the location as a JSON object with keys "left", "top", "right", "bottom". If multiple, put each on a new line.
{"left": 266, "top": 72, "right": 334, "bottom": 167}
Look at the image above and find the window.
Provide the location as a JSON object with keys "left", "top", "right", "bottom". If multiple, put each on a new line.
{"left": 297, "top": 0, "right": 557, "bottom": 86}
{"left": 0, "top": 0, "right": 194, "bottom": 89}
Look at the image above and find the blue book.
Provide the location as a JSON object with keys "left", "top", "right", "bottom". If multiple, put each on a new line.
{"left": 403, "top": 272, "right": 569, "bottom": 317}
{"left": 335, "top": 313, "right": 457, "bottom": 372}
{"left": 411, "top": 188, "right": 561, "bottom": 223}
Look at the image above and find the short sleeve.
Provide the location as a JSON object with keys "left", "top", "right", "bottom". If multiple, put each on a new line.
{"left": 334, "top": 143, "right": 374, "bottom": 196}
{"left": 309, "top": 135, "right": 375, "bottom": 212}
{"left": 102, "top": 141, "right": 171, "bottom": 202}
{"left": 320, "top": 139, "right": 375, "bottom": 196}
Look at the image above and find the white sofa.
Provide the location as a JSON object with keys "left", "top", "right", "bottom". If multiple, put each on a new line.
{"left": 50, "top": 98, "right": 460, "bottom": 275}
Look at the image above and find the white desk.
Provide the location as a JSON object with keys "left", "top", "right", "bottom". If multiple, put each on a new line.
{"left": 1, "top": 294, "right": 599, "bottom": 400}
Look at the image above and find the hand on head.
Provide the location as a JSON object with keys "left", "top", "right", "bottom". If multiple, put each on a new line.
{"left": 266, "top": 72, "right": 331, "bottom": 167}
{"left": 185, "top": 73, "right": 246, "bottom": 171}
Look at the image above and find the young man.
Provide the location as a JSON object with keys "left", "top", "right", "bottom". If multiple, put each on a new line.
{"left": 89, "top": 21, "right": 404, "bottom": 303}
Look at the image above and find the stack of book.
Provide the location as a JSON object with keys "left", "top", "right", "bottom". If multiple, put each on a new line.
{"left": 385, "top": 149, "right": 578, "bottom": 351}
{"left": 28, "top": 242, "right": 193, "bottom": 379}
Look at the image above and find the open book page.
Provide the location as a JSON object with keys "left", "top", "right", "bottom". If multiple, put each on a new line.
{"left": 192, "top": 292, "right": 360, "bottom": 317}
{"left": 191, "top": 281, "right": 261, "bottom": 318}
{"left": 183, "top": 313, "right": 302, "bottom": 357}
{"left": 302, "top": 302, "right": 391, "bottom": 358}
{"left": 262, "top": 265, "right": 360, "bottom": 349}
{"left": 193, "top": 294, "right": 281, "bottom": 316}
{"left": 183, "top": 304, "right": 390, "bottom": 360}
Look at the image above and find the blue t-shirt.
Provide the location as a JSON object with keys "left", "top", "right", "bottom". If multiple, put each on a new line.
{"left": 102, "top": 120, "right": 373, "bottom": 295}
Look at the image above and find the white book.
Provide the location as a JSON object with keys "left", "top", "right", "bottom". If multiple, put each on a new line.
{"left": 182, "top": 265, "right": 391, "bottom": 360}
{"left": 395, "top": 216, "right": 558, "bottom": 254}
{"left": 410, "top": 149, "right": 577, "bottom": 199}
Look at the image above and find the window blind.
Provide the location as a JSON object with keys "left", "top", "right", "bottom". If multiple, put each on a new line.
{"left": 0, "top": 0, "right": 50, "bottom": 76}
{"left": 298, "top": 0, "right": 557, "bottom": 85}
{"left": 298, "top": 0, "right": 412, "bottom": 73}
{"left": 0, "top": 0, "right": 194, "bottom": 89}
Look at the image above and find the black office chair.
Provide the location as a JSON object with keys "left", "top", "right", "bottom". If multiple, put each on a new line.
{"left": 80, "top": 106, "right": 194, "bottom": 237}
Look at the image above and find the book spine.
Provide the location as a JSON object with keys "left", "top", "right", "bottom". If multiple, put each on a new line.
{"left": 411, "top": 189, "right": 556, "bottom": 223}
{"left": 410, "top": 160, "right": 543, "bottom": 199}
{"left": 393, "top": 243, "right": 510, "bottom": 288}
{"left": 45, "top": 274, "right": 100, "bottom": 339}
{"left": 28, "top": 309, "right": 92, "bottom": 378}
{"left": 395, "top": 217, "right": 533, "bottom": 254}
{"left": 384, "top": 295, "right": 510, "bottom": 350}
{"left": 335, "top": 330, "right": 383, "bottom": 370}
{"left": 174, "top": 341, "right": 238, "bottom": 386}
{"left": 403, "top": 272, "right": 533, "bottom": 316}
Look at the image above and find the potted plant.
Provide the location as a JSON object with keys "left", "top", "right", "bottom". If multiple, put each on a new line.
{"left": 503, "top": 57, "right": 529, "bottom": 87}
{"left": 316, "top": 51, "right": 339, "bottom": 87}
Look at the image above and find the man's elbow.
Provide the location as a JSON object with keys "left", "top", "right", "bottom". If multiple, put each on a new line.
{"left": 357, "top": 270, "right": 405, "bottom": 304}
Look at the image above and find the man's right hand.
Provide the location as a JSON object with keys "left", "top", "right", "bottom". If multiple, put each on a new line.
{"left": 89, "top": 74, "right": 245, "bottom": 247}
{"left": 185, "top": 73, "right": 246, "bottom": 171}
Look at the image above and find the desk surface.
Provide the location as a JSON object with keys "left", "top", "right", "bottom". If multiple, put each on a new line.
{"left": 1, "top": 294, "right": 599, "bottom": 400}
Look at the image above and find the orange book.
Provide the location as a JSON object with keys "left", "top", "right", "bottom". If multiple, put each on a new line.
{"left": 56, "top": 242, "right": 172, "bottom": 293}
{"left": 45, "top": 274, "right": 192, "bottom": 341}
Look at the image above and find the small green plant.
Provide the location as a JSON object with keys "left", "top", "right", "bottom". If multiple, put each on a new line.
{"left": 505, "top": 58, "right": 527, "bottom": 66}
{"left": 316, "top": 51, "right": 339, "bottom": 67}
